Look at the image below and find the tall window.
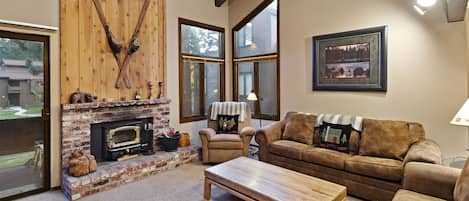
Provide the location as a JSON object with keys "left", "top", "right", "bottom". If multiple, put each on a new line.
{"left": 179, "top": 18, "right": 225, "bottom": 123}
{"left": 233, "top": 0, "right": 279, "bottom": 120}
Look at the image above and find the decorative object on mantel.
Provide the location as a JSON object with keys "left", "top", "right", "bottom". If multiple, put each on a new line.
{"left": 68, "top": 150, "right": 97, "bottom": 177}
{"left": 178, "top": 132, "right": 191, "bottom": 147}
{"left": 312, "top": 26, "right": 387, "bottom": 91}
{"left": 92, "top": 0, "right": 151, "bottom": 89}
{"left": 158, "top": 128, "right": 181, "bottom": 152}
{"left": 147, "top": 81, "right": 155, "bottom": 99}
{"left": 102, "top": 97, "right": 115, "bottom": 102}
{"left": 69, "top": 92, "right": 97, "bottom": 104}
{"left": 135, "top": 90, "right": 142, "bottom": 100}
{"left": 157, "top": 81, "right": 164, "bottom": 99}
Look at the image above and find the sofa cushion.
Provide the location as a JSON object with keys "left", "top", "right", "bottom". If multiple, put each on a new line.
{"left": 269, "top": 140, "right": 310, "bottom": 160}
{"left": 345, "top": 156, "right": 403, "bottom": 181}
{"left": 393, "top": 190, "right": 445, "bottom": 201}
{"left": 282, "top": 112, "right": 316, "bottom": 145}
{"left": 302, "top": 147, "right": 350, "bottom": 170}
{"left": 359, "top": 119, "right": 413, "bottom": 160}
{"left": 454, "top": 160, "right": 469, "bottom": 201}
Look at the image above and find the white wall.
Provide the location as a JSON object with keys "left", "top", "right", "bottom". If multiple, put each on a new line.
{"left": 230, "top": 0, "right": 468, "bottom": 159}
{"left": 166, "top": 0, "right": 230, "bottom": 146}
{"left": 0, "top": 0, "right": 58, "bottom": 28}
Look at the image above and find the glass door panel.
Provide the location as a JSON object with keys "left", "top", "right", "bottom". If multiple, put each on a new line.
{"left": 0, "top": 31, "right": 49, "bottom": 200}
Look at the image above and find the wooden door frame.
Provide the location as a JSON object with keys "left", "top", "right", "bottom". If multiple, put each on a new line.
{"left": 0, "top": 30, "right": 51, "bottom": 201}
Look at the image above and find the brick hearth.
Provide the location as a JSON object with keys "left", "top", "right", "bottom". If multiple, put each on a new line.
{"left": 60, "top": 98, "right": 200, "bottom": 200}
{"left": 62, "top": 146, "right": 199, "bottom": 200}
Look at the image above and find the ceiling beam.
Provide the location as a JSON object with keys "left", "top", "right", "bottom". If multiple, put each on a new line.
{"left": 445, "top": 0, "right": 468, "bottom": 22}
{"left": 215, "top": 0, "right": 227, "bottom": 7}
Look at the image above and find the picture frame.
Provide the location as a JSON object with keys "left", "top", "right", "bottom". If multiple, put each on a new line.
{"left": 312, "top": 26, "right": 387, "bottom": 91}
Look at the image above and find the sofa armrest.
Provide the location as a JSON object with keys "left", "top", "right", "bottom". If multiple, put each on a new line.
{"left": 403, "top": 162, "right": 460, "bottom": 200}
{"left": 255, "top": 121, "right": 285, "bottom": 161}
{"left": 404, "top": 140, "right": 442, "bottom": 165}
{"left": 255, "top": 121, "right": 285, "bottom": 146}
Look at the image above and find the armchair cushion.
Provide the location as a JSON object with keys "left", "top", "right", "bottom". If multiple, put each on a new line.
{"left": 209, "top": 134, "right": 242, "bottom": 142}
{"left": 403, "top": 140, "right": 442, "bottom": 165}
{"left": 216, "top": 114, "right": 239, "bottom": 134}
{"left": 282, "top": 112, "right": 316, "bottom": 145}
{"left": 403, "top": 162, "right": 460, "bottom": 200}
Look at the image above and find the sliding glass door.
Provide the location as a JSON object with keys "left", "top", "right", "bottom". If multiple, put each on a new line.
{"left": 0, "top": 30, "right": 50, "bottom": 200}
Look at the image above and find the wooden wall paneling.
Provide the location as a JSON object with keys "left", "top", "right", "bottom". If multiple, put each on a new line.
{"left": 106, "top": 0, "right": 119, "bottom": 100}
{"left": 60, "top": 0, "right": 80, "bottom": 103}
{"left": 91, "top": 0, "right": 103, "bottom": 99}
{"left": 60, "top": 0, "right": 166, "bottom": 103}
{"left": 158, "top": 0, "right": 166, "bottom": 96}
{"left": 79, "top": 0, "right": 93, "bottom": 95}
{"left": 117, "top": 0, "right": 129, "bottom": 100}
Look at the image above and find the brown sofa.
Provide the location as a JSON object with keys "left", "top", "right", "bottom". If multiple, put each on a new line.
{"left": 199, "top": 104, "right": 256, "bottom": 163}
{"left": 255, "top": 112, "right": 443, "bottom": 201}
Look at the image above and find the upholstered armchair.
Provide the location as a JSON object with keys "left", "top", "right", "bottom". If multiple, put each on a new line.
{"left": 199, "top": 103, "right": 256, "bottom": 163}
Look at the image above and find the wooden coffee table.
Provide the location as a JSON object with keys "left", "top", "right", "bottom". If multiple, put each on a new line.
{"left": 204, "top": 157, "right": 346, "bottom": 201}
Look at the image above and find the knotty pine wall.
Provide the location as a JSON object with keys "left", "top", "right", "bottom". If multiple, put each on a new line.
{"left": 60, "top": 0, "right": 166, "bottom": 103}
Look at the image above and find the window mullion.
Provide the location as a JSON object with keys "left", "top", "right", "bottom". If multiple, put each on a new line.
{"left": 253, "top": 62, "right": 261, "bottom": 116}
{"left": 199, "top": 63, "right": 206, "bottom": 117}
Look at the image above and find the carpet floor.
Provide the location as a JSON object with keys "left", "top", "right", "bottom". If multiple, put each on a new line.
{"left": 15, "top": 161, "right": 363, "bottom": 201}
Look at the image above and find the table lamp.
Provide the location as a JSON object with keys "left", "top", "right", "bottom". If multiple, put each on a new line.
{"left": 450, "top": 99, "right": 469, "bottom": 168}
{"left": 247, "top": 90, "right": 258, "bottom": 101}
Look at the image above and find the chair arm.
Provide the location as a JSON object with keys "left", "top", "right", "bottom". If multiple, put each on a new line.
{"left": 403, "top": 162, "right": 460, "bottom": 200}
{"left": 240, "top": 127, "right": 256, "bottom": 138}
{"left": 404, "top": 140, "right": 442, "bottom": 165}
{"left": 199, "top": 128, "right": 216, "bottom": 142}
{"left": 240, "top": 127, "right": 256, "bottom": 156}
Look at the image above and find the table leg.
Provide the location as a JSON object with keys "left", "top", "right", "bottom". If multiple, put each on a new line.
{"left": 204, "top": 178, "right": 211, "bottom": 201}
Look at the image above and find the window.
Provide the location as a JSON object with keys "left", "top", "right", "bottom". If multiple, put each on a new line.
{"left": 179, "top": 18, "right": 225, "bottom": 123}
{"left": 233, "top": 0, "right": 280, "bottom": 120}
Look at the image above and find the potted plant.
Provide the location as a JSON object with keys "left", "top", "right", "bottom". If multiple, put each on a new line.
{"left": 157, "top": 128, "right": 180, "bottom": 152}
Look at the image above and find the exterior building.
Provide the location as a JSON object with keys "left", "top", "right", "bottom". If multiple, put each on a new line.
{"left": 0, "top": 59, "right": 43, "bottom": 108}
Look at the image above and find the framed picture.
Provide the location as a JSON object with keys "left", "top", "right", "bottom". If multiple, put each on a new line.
{"left": 312, "top": 26, "right": 387, "bottom": 91}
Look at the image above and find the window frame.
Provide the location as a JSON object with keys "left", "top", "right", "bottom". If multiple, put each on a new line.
{"left": 232, "top": 0, "right": 280, "bottom": 121}
{"left": 178, "top": 18, "right": 225, "bottom": 123}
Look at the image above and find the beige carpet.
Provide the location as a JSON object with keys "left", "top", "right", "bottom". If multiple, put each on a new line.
{"left": 16, "top": 161, "right": 363, "bottom": 201}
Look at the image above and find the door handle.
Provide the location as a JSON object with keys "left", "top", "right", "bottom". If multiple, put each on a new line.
{"left": 42, "top": 110, "right": 50, "bottom": 121}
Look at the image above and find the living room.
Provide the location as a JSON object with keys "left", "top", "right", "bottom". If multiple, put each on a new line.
{"left": 0, "top": 0, "right": 468, "bottom": 200}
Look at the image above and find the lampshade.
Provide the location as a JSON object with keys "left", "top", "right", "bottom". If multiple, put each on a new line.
{"left": 451, "top": 99, "right": 469, "bottom": 126}
{"left": 246, "top": 90, "right": 258, "bottom": 101}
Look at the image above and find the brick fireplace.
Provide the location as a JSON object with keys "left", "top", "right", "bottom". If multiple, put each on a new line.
{"left": 60, "top": 98, "right": 199, "bottom": 200}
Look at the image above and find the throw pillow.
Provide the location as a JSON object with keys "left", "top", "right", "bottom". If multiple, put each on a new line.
{"left": 359, "top": 119, "right": 413, "bottom": 160}
{"left": 318, "top": 122, "right": 352, "bottom": 153}
{"left": 216, "top": 114, "right": 239, "bottom": 134}
{"left": 282, "top": 112, "right": 316, "bottom": 145}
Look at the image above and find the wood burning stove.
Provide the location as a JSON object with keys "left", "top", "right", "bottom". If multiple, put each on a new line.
{"left": 91, "top": 118, "right": 153, "bottom": 162}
